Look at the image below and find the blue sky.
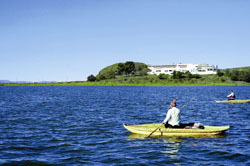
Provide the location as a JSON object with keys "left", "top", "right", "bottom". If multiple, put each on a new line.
{"left": 0, "top": 0, "right": 249, "bottom": 82}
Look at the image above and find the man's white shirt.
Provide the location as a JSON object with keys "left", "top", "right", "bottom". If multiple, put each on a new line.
{"left": 163, "top": 107, "right": 180, "bottom": 126}
{"left": 227, "top": 92, "right": 234, "bottom": 98}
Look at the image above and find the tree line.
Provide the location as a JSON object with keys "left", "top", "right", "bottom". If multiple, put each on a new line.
{"left": 217, "top": 69, "right": 250, "bottom": 83}
{"left": 157, "top": 71, "right": 201, "bottom": 81}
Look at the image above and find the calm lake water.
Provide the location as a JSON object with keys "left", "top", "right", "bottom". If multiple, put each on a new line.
{"left": 0, "top": 86, "right": 250, "bottom": 165}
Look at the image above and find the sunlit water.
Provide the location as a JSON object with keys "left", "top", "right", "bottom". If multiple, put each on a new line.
{"left": 0, "top": 86, "right": 249, "bottom": 165}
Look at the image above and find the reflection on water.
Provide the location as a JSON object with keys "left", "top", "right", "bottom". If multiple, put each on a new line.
{"left": 163, "top": 137, "right": 182, "bottom": 162}
{"left": 128, "top": 133, "right": 228, "bottom": 165}
{"left": 127, "top": 134, "right": 182, "bottom": 161}
{"left": 128, "top": 133, "right": 228, "bottom": 139}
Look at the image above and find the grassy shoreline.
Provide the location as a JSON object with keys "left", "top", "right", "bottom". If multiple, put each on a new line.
{"left": 2, "top": 75, "right": 250, "bottom": 87}
{"left": 2, "top": 82, "right": 250, "bottom": 86}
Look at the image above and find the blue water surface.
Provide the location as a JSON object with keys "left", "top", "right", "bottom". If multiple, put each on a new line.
{"left": 0, "top": 86, "right": 249, "bottom": 165}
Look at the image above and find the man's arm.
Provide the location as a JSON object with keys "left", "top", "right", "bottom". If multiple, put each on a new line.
{"left": 162, "top": 110, "right": 171, "bottom": 124}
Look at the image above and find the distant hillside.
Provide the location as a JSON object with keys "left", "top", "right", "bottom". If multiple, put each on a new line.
{"left": 0, "top": 80, "right": 33, "bottom": 83}
{"left": 223, "top": 66, "right": 250, "bottom": 71}
{"left": 0, "top": 80, "right": 57, "bottom": 84}
{"left": 0, "top": 80, "right": 12, "bottom": 83}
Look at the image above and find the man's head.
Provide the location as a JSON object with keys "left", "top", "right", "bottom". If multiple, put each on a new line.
{"left": 171, "top": 102, "right": 176, "bottom": 107}
{"left": 171, "top": 98, "right": 177, "bottom": 107}
{"left": 173, "top": 98, "right": 177, "bottom": 102}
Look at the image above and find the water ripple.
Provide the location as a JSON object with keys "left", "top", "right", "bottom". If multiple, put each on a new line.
{"left": 0, "top": 86, "right": 250, "bottom": 165}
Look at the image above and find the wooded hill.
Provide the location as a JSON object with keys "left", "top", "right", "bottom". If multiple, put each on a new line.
{"left": 87, "top": 62, "right": 150, "bottom": 81}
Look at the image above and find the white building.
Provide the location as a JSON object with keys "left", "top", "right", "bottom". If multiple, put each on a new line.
{"left": 148, "top": 64, "right": 218, "bottom": 75}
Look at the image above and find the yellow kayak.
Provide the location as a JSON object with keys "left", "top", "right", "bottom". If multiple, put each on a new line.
{"left": 215, "top": 99, "right": 250, "bottom": 103}
{"left": 123, "top": 123, "right": 230, "bottom": 137}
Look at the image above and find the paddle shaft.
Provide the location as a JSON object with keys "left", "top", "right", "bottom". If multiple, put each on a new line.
{"left": 147, "top": 123, "right": 164, "bottom": 137}
{"left": 147, "top": 97, "right": 196, "bottom": 138}
{"left": 179, "top": 97, "right": 196, "bottom": 110}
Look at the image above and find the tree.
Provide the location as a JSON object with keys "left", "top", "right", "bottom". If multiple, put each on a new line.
{"left": 117, "top": 63, "right": 125, "bottom": 75}
{"left": 158, "top": 73, "right": 168, "bottom": 80}
{"left": 245, "top": 71, "right": 250, "bottom": 82}
{"left": 186, "top": 71, "right": 193, "bottom": 80}
{"left": 230, "top": 70, "right": 239, "bottom": 81}
{"left": 124, "top": 61, "right": 135, "bottom": 76}
{"left": 176, "top": 71, "right": 185, "bottom": 79}
{"left": 172, "top": 71, "right": 177, "bottom": 79}
{"left": 87, "top": 75, "right": 96, "bottom": 82}
{"left": 192, "top": 74, "right": 201, "bottom": 79}
{"left": 139, "top": 68, "right": 150, "bottom": 76}
{"left": 224, "top": 69, "right": 231, "bottom": 77}
{"left": 135, "top": 63, "right": 150, "bottom": 76}
{"left": 216, "top": 69, "right": 224, "bottom": 77}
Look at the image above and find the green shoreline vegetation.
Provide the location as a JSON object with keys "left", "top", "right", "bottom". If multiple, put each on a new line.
{"left": 3, "top": 82, "right": 246, "bottom": 86}
{"left": 2, "top": 62, "right": 250, "bottom": 86}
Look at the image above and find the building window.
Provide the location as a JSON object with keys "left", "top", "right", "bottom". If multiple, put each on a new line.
{"left": 156, "top": 70, "right": 161, "bottom": 72}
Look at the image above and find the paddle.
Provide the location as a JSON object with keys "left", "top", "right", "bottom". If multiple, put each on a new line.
{"left": 146, "top": 97, "right": 196, "bottom": 138}
{"left": 179, "top": 97, "right": 196, "bottom": 110}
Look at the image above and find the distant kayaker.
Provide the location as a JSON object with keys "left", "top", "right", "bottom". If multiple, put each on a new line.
{"left": 162, "top": 99, "right": 180, "bottom": 128}
{"left": 227, "top": 90, "right": 235, "bottom": 100}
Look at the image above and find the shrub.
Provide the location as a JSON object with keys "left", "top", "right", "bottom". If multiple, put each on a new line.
{"left": 87, "top": 75, "right": 96, "bottom": 82}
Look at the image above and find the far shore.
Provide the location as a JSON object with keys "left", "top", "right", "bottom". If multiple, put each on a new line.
{"left": 2, "top": 82, "right": 250, "bottom": 86}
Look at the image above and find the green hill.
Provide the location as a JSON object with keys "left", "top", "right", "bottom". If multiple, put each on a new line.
{"left": 89, "top": 61, "right": 150, "bottom": 81}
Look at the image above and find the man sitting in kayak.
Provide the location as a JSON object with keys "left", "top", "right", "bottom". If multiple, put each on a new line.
{"left": 227, "top": 90, "right": 235, "bottom": 100}
{"left": 162, "top": 99, "right": 180, "bottom": 128}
